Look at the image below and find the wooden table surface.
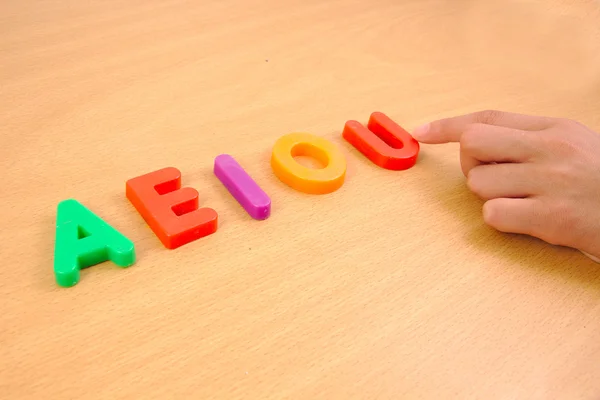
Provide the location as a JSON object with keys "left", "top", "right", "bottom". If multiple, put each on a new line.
{"left": 2, "top": 0, "right": 600, "bottom": 398}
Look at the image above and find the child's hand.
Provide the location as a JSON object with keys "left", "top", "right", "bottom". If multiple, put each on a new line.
{"left": 412, "top": 110, "right": 600, "bottom": 261}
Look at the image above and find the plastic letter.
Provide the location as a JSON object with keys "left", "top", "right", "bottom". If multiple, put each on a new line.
{"left": 343, "top": 111, "right": 420, "bottom": 170}
{"left": 271, "top": 132, "right": 346, "bottom": 194}
{"left": 53, "top": 199, "right": 135, "bottom": 288}
{"left": 126, "top": 167, "right": 218, "bottom": 249}
{"left": 214, "top": 154, "right": 271, "bottom": 220}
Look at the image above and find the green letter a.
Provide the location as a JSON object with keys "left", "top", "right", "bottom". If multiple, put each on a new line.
{"left": 54, "top": 199, "right": 135, "bottom": 287}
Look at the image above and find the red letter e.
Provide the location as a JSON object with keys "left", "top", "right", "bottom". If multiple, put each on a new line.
{"left": 126, "top": 167, "right": 218, "bottom": 249}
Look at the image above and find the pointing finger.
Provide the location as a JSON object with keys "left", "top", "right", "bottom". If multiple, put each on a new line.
{"left": 412, "top": 109, "right": 555, "bottom": 144}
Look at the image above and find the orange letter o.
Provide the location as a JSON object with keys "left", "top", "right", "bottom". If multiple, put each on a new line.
{"left": 271, "top": 133, "right": 346, "bottom": 194}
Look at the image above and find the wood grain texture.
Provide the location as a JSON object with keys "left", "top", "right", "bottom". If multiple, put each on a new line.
{"left": 2, "top": 0, "right": 600, "bottom": 398}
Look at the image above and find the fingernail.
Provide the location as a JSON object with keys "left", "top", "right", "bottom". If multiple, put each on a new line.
{"left": 412, "top": 123, "right": 430, "bottom": 139}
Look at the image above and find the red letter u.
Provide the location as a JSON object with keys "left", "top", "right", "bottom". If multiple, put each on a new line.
{"left": 342, "top": 112, "right": 420, "bottom": 170}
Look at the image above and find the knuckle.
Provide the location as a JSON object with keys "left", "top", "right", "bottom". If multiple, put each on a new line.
{"left": 555, "top": 117, "right": 579, "bottom": 129}
{"left": 460, "top": 125, "right": 481, "bottom": 152}
{"left": 540, "top": 134, "right": 581, "bottom": 158}
{"left": 476, "top": 109, "right": 503, "bottom": 125}
{"left": 560, "top": 140, "right": 581, "bottom": 155}
{"left": 551, "top": 163, "right": 576, "bottom": 183}
{"left": 554, "top": 201, "right": 578, "bottom": 230}
{"left": 542, "top": 200, "right": 579, "bottom": 246}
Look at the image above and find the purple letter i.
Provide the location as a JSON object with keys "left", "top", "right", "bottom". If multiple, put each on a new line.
{"left": 213, "top": 154, "right": 271, "bottom": 220}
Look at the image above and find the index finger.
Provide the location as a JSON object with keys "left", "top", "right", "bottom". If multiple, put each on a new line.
{"left": 412, "top": 109, "right": 555, "bottom": 144}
